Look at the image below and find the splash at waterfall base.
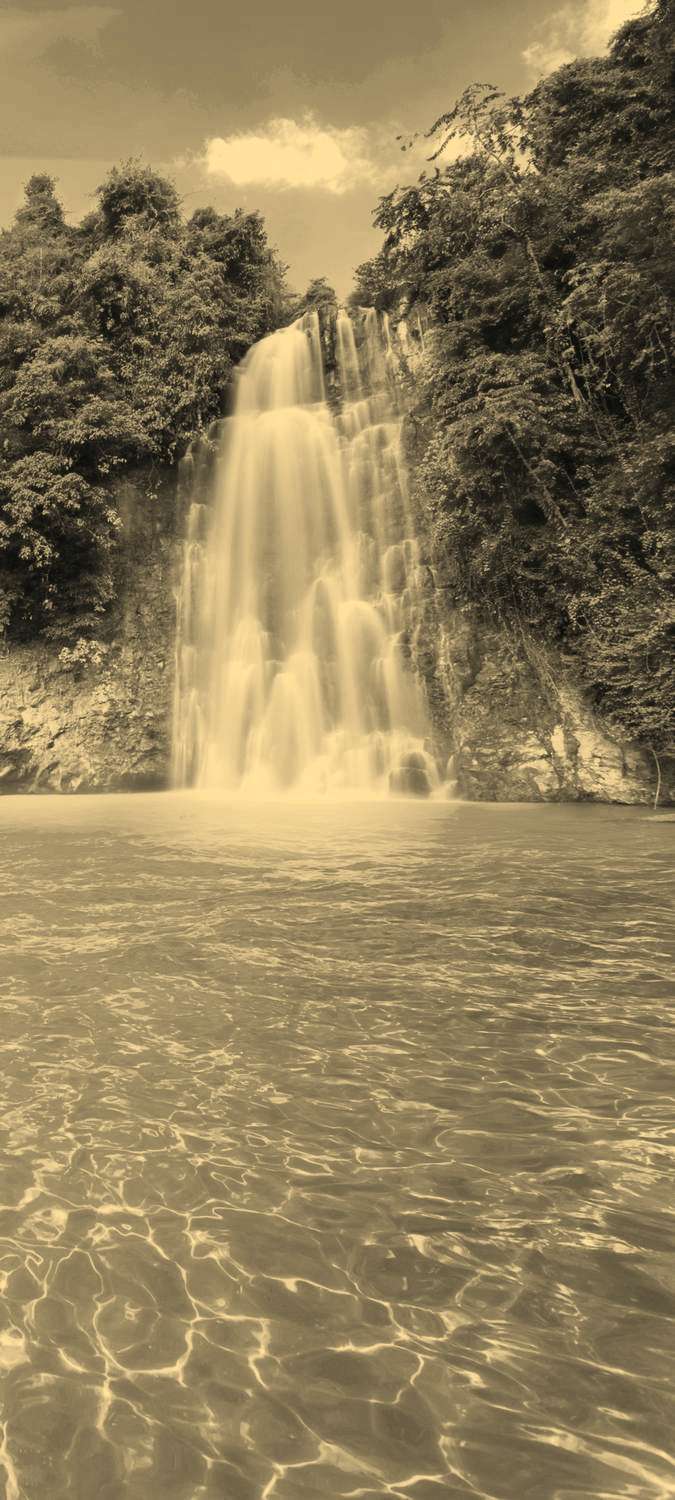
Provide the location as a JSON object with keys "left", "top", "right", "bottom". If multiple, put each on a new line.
{"left": 172, "top": 308, "right": 443, "bottom": 800}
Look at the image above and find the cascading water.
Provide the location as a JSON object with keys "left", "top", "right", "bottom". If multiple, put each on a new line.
{"left": 172, "top": 306, "right": 439, "bottom": 797}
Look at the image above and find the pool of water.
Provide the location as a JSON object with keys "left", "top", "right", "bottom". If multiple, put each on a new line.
{"left": 0, "top": 795, "right": 674, "bottom": 1499}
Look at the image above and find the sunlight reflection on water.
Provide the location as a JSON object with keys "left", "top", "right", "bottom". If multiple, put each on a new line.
{"left": 0, "top": 795, "right": 674, "bottom": 1499}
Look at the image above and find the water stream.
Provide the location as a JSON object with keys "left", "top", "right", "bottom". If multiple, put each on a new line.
{"left": 172, "top": 308, "right": 437, "bottom": 797}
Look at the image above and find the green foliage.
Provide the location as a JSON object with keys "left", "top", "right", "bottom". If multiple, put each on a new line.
{"left": 348, "top": 254, "right": 398, "bottom": 313}
{"left": 57, "top": 637, "right": 110, "bottom": 675}
{"left": 0, "top": 451, "right": 118, "bottom": 630}
{"left": 94, "top": 162, "right": 182, "bottom": 238}
{"left": 297, "top": 277, "right": 336, "bottom": 307}
{"left": 354, "top": 3, "right": 674, "bottom": 753}
{"left": 14, "top": 175, "right": 65, "bottom": 233}
{"left": 283, "top": 277, "right": 338, "bottom": 324}
{"left": 0, "top": 162, "right": 287, "bottom": 640}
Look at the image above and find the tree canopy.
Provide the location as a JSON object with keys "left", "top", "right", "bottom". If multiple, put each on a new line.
{"left": 0, "top": 163, "right": 288, "bottom": 641}
{"left": 352, "top": 0, "right": 674, "bottom": 755}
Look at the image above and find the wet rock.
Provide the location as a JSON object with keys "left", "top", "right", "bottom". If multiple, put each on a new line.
{"left": 0, "top": 746, "right": 34, "bottom": 788}
{"left": 390, "top": 751, "right": 432, "bottom": 798}
{"left": 416, "top": 606, "right": 673, "bottom": 805}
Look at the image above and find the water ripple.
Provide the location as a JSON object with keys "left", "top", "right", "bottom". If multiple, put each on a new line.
{"left": 0, "top": 796, "right": 673, "bottom": 1498}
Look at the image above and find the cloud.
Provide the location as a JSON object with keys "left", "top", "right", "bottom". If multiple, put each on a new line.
{"left": 200, "top": 116, "right": 380, "bottom": 195}
{"left": 0, "top": 4, "right": 119, "bottom": 59}
{"left": 523, "top": 0, "right": 651, "bottom": 77}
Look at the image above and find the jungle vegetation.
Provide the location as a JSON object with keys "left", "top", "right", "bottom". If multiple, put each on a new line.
{"left": 0, "top": 164, "right": 287, "bottom": 641}
{"left": 352, "top": 0, "right": 674, "bottom": 754}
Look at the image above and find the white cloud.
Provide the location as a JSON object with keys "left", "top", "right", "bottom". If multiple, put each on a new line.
{"left": 200, "top": 116, "right": 379, "bottom": 195}
{"left": 0, "top": 5, "right": 119, "bottom": 59}
{"left": 523, "top": 0, "right": 651, "bottom": 77}
{"left": 579, "top": 0, "right": 649, "bottom": 49}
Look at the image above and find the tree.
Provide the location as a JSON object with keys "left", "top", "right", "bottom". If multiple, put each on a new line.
{"left": 352, "top": 1, "right": 674, "bottom": 754}
{"left": 95, "top": 161, "right": 182, "bottom": 238}
{"left": 14, "top": 175, "right": 66, "bottom": 233}
{"left": 0, "top": 165, "right": 288, "bottom": 641}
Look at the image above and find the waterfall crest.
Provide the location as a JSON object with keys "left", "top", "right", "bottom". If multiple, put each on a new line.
{"left": 172, "top": 307, "right": 438, "bottom": 797}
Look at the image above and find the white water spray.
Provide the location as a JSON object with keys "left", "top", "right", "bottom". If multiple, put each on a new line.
{"left": 172, "top": 307, "right": 437, "bottom": 796}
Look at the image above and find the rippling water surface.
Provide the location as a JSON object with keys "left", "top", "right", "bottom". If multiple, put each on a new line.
{"left": 1, "top": 795, "right": 674, "bottom": 1500}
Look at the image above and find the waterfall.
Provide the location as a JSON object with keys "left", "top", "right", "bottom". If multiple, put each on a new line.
{"left": 172, "top": 306, "right": 439, "bottom": 797}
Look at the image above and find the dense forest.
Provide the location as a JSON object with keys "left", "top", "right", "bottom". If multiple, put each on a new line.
{"left": 0, "top": 1, "right": 672, "bottom": 765}
{"left": 0, "top": 166, "right": 287, "bottom": 644}
{"left": 353, "top": 0, "right": 673, "bottom": 757}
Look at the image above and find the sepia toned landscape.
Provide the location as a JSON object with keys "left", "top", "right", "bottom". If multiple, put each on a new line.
{"left": 1, "top": 1, "right": 674, "bottom": 1496}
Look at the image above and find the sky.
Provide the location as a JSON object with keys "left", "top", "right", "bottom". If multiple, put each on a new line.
{"left": 0, "top": 0, "right": 648, "bottom": 296}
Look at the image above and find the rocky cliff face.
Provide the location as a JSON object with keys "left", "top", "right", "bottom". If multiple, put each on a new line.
{"left": 415, "top": 601, "right": 672, "bottom": 805}
{"left": 0, "top": 470, "right": 178, "bottom": 794}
